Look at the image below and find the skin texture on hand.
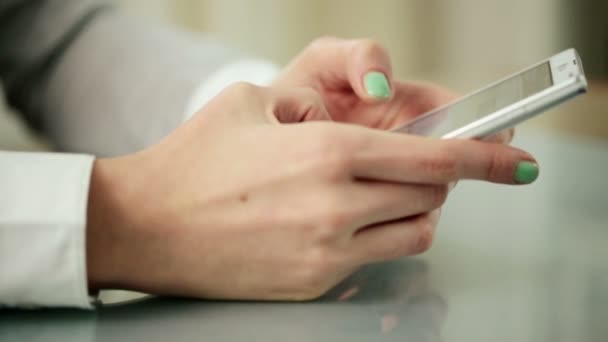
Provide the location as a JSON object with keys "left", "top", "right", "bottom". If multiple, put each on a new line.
{"left": 86, "top": 82, "right": 537, "bottom": 301}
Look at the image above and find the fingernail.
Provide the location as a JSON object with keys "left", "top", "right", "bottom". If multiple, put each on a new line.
{"left": 514, "top": 161, "right": 539, "bottom": 184}
{"left": 364, "top": 71, "right": 391, "bottom": 99}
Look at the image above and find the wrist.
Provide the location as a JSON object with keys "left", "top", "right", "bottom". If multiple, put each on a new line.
{"left": 86, "top": 157, "right": 139, "bottom": 291}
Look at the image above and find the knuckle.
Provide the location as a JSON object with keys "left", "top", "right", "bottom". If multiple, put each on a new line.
{"left": 355, "top": 38, "right": 387, "bottom": 56}
{"left": 322, "top": 153, "right": 354, "bottom": 182}
{"left": 419, "top": 148, "right": 459, "bottom": 181}
{"left": 413, "top": 218, "right": 436, "bottom": 253}
{"left": 317, "top": 203, "right": 351, "bottom": 232}
{"left": 295, "top": 248, "right": 337, "bottom": 299}
{"left": 308, "top": 36, "right": 340, "bottom": 52}
{"left": 308, "top": 126, "right": 354, "bottom": 181}
{"left": 379, "top": 220, "right": 436, "bottom": 260}
{"left": 486, "top": 148, "right": 509, "bottom": 181}
{"left": 427, "top": 184, "right": 449, "bottom": 208}
{"left": 310, "top": 124, "right": 339, "bottom": 150}
{"left": 311, "top": 189, "right": 354, "bottom": 240}
{"left": 224, "top": 81, "right": 260, "bottom": 97}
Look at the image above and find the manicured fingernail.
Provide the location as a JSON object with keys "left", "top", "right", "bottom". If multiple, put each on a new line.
{"left": 364, "top": 71, "right": 391, "bottom": 99}
{"left": 514, "top": 161, "right": 539, "bottom": 184}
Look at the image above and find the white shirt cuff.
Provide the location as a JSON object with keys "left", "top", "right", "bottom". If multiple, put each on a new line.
{"left": 183, "top": 59, "right": 280, "bottom": 121}
{"left": 0, "top": 151, "right": 95, "bottom": 308}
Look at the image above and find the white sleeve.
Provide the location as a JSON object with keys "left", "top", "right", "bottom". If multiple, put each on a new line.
{"left": 0, "top": 151, "right": 95, "bottom": 309}
{"left": 0, "top": 60, "right": 279, "bottom": 309}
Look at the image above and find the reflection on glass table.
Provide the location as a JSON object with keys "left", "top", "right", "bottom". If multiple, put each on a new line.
{"left": 0, "top": 259, "right": 444, "bottom": 342}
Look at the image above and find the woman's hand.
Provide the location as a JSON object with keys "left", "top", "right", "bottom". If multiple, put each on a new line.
{"left": 86, "top": 83, "right": 536, "bottom": 301}
{"left": 274, "top": 37, "right": 514, "bottom": 144}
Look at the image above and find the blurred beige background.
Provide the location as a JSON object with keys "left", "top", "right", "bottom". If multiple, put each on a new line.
{"left": 103, "top": 0, "right": 608, "bottom": 139}
{"left": 2, "top": 0, "right": 606, "bottom": 151}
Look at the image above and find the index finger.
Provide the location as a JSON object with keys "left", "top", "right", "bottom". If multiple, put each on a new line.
{"left": 347, "top": 127, "right": 538, "bottom": 185}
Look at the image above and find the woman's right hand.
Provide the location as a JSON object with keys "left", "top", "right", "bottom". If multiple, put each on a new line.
{"left": 85, "top": 83, "right": 538, "bottom": 301}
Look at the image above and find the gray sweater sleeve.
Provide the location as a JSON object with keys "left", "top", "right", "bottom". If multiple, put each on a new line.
{"left": 0, "top": 0, "right": 243, "bottom": 156}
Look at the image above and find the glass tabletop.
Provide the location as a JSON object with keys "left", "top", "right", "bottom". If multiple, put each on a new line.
{"left": 2, "top": 130, "right": 607, "bottom": 342}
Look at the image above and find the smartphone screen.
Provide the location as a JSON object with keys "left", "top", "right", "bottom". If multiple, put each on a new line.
{"left": 394, "top": 62, "right": 554, "bottom": 138}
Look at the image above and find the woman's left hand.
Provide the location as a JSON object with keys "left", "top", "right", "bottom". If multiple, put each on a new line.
{"left": 273, "top": 37, "right": 513, "bottom": 144}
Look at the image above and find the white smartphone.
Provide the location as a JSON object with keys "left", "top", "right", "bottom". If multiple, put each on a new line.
{"left": 391, "top": 48, "right": 588, "bottom": 139}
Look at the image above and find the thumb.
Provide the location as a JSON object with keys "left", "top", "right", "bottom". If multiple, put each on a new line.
{"left": 289, "top": 37, "right": 394, "bottom": 103}
{"left": 345, "top": 39, "right": 394, "bottom": 102}
{"left": 266, "top": 87, "right": 333, "bottom": 124}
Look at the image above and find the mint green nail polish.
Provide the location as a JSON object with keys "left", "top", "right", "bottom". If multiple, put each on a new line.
{"left": 364, "top": 71, "right": 391, "bottom": 99}
{"left": 515, "top": 161, "right": 539, "bottom": 184}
